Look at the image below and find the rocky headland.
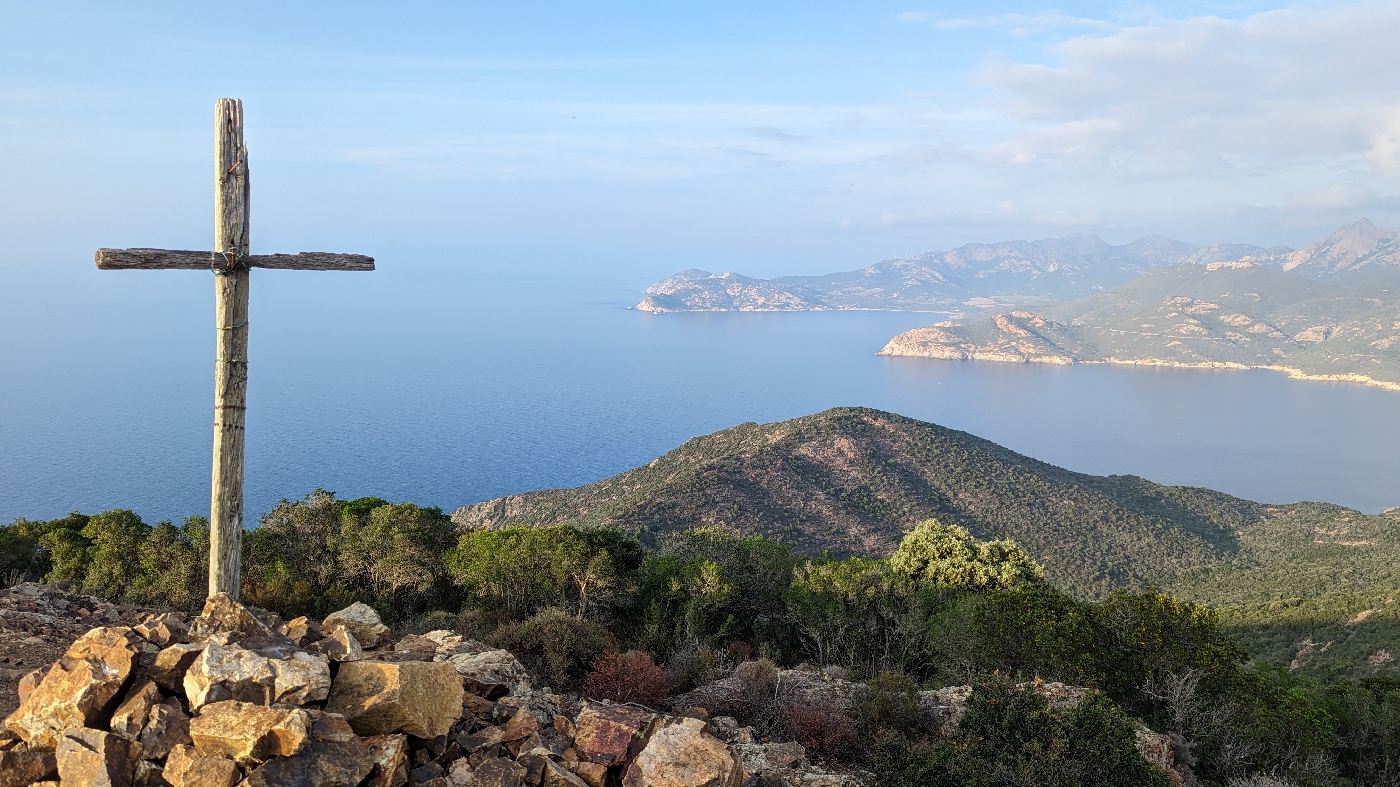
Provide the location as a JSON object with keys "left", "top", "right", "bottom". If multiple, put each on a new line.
{"left": 878, "top": 238, "right": 1400, "bottom": 392}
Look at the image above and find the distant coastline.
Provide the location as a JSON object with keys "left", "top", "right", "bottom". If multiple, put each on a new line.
{"left": 876, "top": 344, "right": 1400, "bottom": 393}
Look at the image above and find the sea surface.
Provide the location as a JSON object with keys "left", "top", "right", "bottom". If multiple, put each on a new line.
{"left": 2, "top": 268, "right": 1399, "bottom": 525}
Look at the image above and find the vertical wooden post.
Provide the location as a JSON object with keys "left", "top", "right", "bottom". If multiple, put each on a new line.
{"left": 210, "top": 98, "right": 250, "bottom": 598}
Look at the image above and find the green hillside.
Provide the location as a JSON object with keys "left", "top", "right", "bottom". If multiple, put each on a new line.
{"left": 453, "top": 407, "right": 1400, "bottom": 676}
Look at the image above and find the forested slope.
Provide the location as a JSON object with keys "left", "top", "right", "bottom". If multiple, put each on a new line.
{"left": 453, "top": 407, "right": 1263, "bottom": 598}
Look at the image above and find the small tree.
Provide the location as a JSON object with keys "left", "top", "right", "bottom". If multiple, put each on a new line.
{"left": 890, "top": 519, "right": 1044, "bottom": 590}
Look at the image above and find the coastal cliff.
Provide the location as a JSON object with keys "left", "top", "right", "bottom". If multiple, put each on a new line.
{"left": 879, "top": 260, "right": 1400, "bottom": 391}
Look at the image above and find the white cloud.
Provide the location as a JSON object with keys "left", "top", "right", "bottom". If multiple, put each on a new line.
{"left": 972, "top": 2, "right": 1400, "bottom": 181}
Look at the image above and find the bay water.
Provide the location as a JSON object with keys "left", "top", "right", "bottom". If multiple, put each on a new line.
{"left": 2, "top": 267, "right": 1398, "bottom": 525}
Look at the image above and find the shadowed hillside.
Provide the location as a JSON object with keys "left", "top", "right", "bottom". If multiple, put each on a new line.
{"left": 453, "top": 407, "right": 1263, "bottom": 597}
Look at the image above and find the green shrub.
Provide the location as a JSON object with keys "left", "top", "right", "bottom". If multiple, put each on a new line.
{"left": 491, "top": 608, "right": 613, "bottom": 690}
{"left": 941, "top": 678, "right": 1175, "bottom": 787}
{"left": 859, "top": 672, "right": 921, "bottom": 736}
{"left": 890, "top": 519, "right": 1044, "bottom": 590}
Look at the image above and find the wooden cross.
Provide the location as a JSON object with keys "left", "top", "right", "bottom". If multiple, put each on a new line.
{"left": 95, "top": 98, "right": 374, "bottom": 600}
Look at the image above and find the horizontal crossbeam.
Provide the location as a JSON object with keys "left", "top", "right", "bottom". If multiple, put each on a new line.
{"left": 95, "top": 248, "right": 374, "bottom": 271}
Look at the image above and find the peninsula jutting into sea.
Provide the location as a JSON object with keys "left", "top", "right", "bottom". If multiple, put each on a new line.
{"left": 641, "top": 220, "right": 1400, "bottom": 390}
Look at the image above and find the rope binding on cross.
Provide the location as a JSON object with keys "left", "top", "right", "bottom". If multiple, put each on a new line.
{"left": 212, "top": 246, "right": 249, "bottom": 275}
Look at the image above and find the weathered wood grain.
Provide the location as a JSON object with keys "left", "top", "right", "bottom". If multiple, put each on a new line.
{"left": 96, "top": 248, "right": 374, "bottom": 271}
{"left": 246, "top": 252, "right": 375, "bottom": 270}
{"left": 210, "top": 98, "right": 249, "bottom": 599}
{"left": 95, "top": 249, "right": 213, "bottom": 269}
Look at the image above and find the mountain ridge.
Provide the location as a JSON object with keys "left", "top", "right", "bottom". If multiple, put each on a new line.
{"left": 637, "top": 220, "right": 1400, "bottom": 314}
{"left": 877, "top": 261, "right": 1400, "bottom": 391}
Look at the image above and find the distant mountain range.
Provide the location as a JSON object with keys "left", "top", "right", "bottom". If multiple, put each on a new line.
{"left": 636, "top": 219, "right": 1400, "bottom": 313}
{"left": 452, "top": 407, "right": 1400, "bottom": 675}
{"left": 878, "top": 257, "right": 1400, "bottom": 391}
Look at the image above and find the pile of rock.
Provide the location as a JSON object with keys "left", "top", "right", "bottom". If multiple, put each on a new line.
{"left": 0, "top": 594, "right": 846, "bottom": 787}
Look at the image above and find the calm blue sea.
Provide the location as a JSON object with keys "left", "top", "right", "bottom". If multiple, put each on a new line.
{"left": 2, "top": 266, "right": 1398, "bottom": 525}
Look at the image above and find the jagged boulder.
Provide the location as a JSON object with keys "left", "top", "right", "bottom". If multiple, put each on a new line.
{"left": 313, "top": 625, "right": 365, "bottom": 662}
{"left": 322, "top": 602, "right": 391, "bottom": 648}
{"left": 670, "top": 663, "right": 863, "bottom": 716}
{"left": 0, "top": 749, "right": 57, "bottom": 787}
{"left": 573, "top": 701, "right": 647, "bottom": 766}
{"left": 188, "top": 700, "right": 311, "bottom": 764}
{"left": 326, "top": 660, "right": 464, "bottom": 738}
{"left": 146, "top": 643, "right": 203, "bottom": 691}
{"left": 138, "top": 702, "right": 192, "bottom": 760}
{"left": 362, "top": 733, "right": 410, "bottom": 787}
{"left": 133, "top": 613, "right": 188, "bottom": 648}
{"left": 278, "top": 616, "right": 322, "bottom": 647}
{"left": 4, "top": 626, "right": 140, "bottom": 748}
{"left": 445, "top": 648, "right": 530, "bottom": 699}
{"left": 183, "top": 640, "right": 330, "bottom": 709}
{"left": 110, "top": 679, "right": 162, "bottom": 740}
{"left": 240, "top": 712, "right": 376, "bottom": 787}
{"left": 56, "top": 727, "right": 142, "bottom": 787}
{"left": 623, "top": 717, "right": 743, "bottom": 787}
{"left": 187, "top": 593, "right": 277, "bottom": 643}
{"left": 163, "top": 745, "right": 241, "bottom": 787}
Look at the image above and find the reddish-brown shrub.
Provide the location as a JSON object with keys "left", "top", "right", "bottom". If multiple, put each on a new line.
{"left": 782, "top": 703, "right": 862, "bottom": 761}
{"left": 583, "top": 650, "right": 669, "bottom": 707}
{"left": 725, "top": 641, "right": 754, "bottom": 663}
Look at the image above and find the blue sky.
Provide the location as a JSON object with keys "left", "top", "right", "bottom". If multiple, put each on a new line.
{"left": 3, "top": 1, "right": 1399, "bottom": 283}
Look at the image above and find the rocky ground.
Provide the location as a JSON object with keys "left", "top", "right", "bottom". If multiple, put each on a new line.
{"left": 0, "top": 584, "right": 145, "bottom": 720}
{"left": 0, "top": 584, "right": 1181, "bottom": 786}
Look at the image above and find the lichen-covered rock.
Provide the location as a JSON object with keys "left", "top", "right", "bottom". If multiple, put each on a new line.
{"left": 543, "top": 758, "right": 590, "bottom": 787}
{"left": 322, "top": 602, "right": 391, "bottom": 648}
{"left": 569, "top": 760, "right": 608, "bottom": 787}
{"left": 4, "top": 627, "right": 140, "bottom": 748}
{"left": 422, "top": 630, "right": 491, "bottom": 660}
{"left": 272, "top": 651, "right": 333, "bottom": 705}
{"left": 110, "top": 679, "right": 162, "bottom": 740}
{"left": 313, "top": 625, "right": 365, "bottom": 662}
{"left": 326, "top": 660, "right": 464, "bottom": 738}
{"left": 445, "top": 649, "right": 529, "bottom": 699}
{"left": 474, "top": 757, "right": 528, "bottom": 787}
{"left": 622, "top": 717, "right": 743, "bottom": 787}
{"left": 915, "top": 685, "right": 973, "bottom": 736}
{"left": 733, "top": 740, "right": 805, "bottom": 775}
{"left": 146, "top": 643, "right": 203, "bottom": 691}
{"left": 573, "top": 701, "right": 647, "bottom": 766}
{"left": 242, "top": 739, "right": 375, "bottom": 787}
{"left": 183, "top": 640, "right": 276, "bottom": 708}
{"left": 278, "top": 616, "right": 322, "bottom": 647}
{"left": 363, "top": 733, "right": 410, "bottom": 787}
{"left": 188, "top": 700, "right": 311, "bottom": 765}
{"left": 0, "top": 749, "right": 57, "bottom": 787}
{"left": 138, "top": 702, "right": 192, "bottom": 760}
{"left": 391, "top": 634, "right": 438, "bottom": 662}
{"left": 56, "top": 727, "right": 141, "bottom": 787}
{"left": 16, "top": 666, "right": 50, "bottom": 704}
{"left": 671, "top": 663, "right": 862, "bottom": 716}
{"left": 163, "top": 745, "right": 241, "bottom": 787}
{"left": 187, "top": 593, "right": 277, "bottom": 643}
{"left": 182, "top": 640, "right": 330, "bottom": 709}
{"left": 1135, "top": 725, "right": 1177, "bottom": 774}
{"left": 134, "top": 613, "right": 188, "bottom": 647}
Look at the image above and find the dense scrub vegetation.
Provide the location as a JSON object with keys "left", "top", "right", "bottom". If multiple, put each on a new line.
{"left": 6, "top": 492, "right": 1400, "bottom": 785}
